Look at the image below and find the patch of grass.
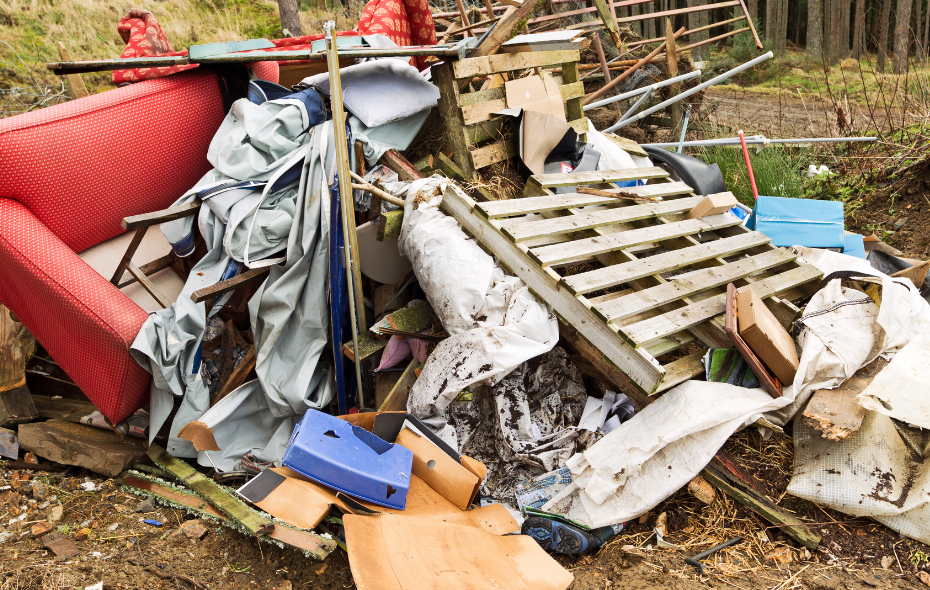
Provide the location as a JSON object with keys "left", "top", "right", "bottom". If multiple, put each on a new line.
{"left": 695, "top": 144, "right": 811, "bottom": 207}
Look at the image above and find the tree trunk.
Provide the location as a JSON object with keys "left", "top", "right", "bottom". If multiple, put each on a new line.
{"left": 748, "top": 0, "right": 758, "bottom": 23}
{"left": 852, "top": 0, "right": 866, "bottom": 56}
{"left": 808, "top": 0, "right": 824, "bottom": 58}
{"left": 766, "top": 0, "right": 776, "bottom": 40}
{"left": 644, "top": 2, "right": 656, "bottom": 39}
{"left": 838, "top": 0, "right": 851, "bottom": 57}
{"left": 277, "top": 0, "right": 303, "bottom": 37}
{"left": 924, "top": 0, "right": 930, "bottom": 60}
{"left": 893, "top": 0, "right": 913, "bottom": 72}
{"left": 878, "top": 0, "right": 893, "bottom": 71}
{"left": 687, "top": 0, "right": 710, "bottom": 59}
{"left": 775, "top": 0, "right": 789, "bottom": 53}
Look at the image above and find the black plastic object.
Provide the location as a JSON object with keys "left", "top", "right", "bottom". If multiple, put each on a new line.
{"left": 868, "top": 250, "right": 930, "bottom": 304}
{"left": 643, "top": 146, "right": 727, "bottom": 196}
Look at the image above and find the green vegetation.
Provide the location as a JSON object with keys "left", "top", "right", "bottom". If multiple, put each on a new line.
{"left": 0, "top": 0, "right": 357, "bottom": 101}
{"left": 697, "top": 144, "right": 812, "bottom": 206}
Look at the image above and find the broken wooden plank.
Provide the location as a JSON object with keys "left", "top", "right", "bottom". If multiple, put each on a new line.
{"left": 342, "top": 333, "right": 389, "bottom": 363}
{"left": 18, "top": 419, "right": 147, "bottom": 477}
{"left": 702, "top": 457, "right": 820, "bottom": 550}
{"left": 377, "top": 209, "right": 404, "bottom": 242}
{"left": 500, "top": 196, "right": 703, "bottom": 242}
{"left": 118, "top": 472, "right": 337, "bottom": 559}
{"left": 148, "top": 444, "right": 274, "bottom": 537}
{"left": 802, "top": 357, "right": 888, "bottom": 441}
{"left": 32, "top": 395, "right": 97, "bottom": 423}
{"left": 379, "top": 358, "right": 422, "bottom": 411}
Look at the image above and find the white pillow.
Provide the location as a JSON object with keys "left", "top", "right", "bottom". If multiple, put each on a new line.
{"left": 300, "top": 59, "right": 440, "bottom": 128}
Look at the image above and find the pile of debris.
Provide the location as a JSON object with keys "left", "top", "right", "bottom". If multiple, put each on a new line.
{"left": 0, "top": 0, "right": 927, "bottom": 588}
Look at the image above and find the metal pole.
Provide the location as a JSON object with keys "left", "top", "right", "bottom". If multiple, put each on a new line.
{"left": 325, "top": 21, "right": 368, "bottom": 408}
{"left": 617, "top": 87, "right": 654, "bottom": 123}
{"left": 677, "top": 104, "right": 692, "bottom": 152}
{"left": 641, "top": 135, "right": 878, "bottom": 148}
{"left": 605, "top": 51, "right": 774, "bottom": 133}
{"left": 583, "top": 69, "right": 701, "bottom": 111}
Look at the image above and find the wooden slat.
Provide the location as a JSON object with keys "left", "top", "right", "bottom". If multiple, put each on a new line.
{"left": 125, "top": 262, "right": 172, "bottom": 308}
{"left": 564, "top": 232, "right": 771, "bottom": 294}
{"left": 595, "top": 248, "right": 798, "bottom": 323}
{"left": 453, "top": 49, "right": 581, "bottom": 79}
{"left": 461, "top": 82, "right": 585, "bottom": 125}
{"left": 501, "top": 195, "right": 702, "bottom": 242}
{"left": 190, "top": 267, "right": 271, "bottom": 304}
{"left": 530, "top": 211, "right": 737, "bottom": 266}
{"left": 460, "top": 80, "right": 584, "bottom": 107}
{"left": 116, "top": 254, "right": 176, "bottom": 288}
{"left": 440, "top": 185, "right": 666, "bottom": 394}
{"left": 657, "top": 349, "right": 706, "bottom": 390}
{"left": 122, "top": 202, "right": 201, "bottom": 231}
{"left": 620, "top": 264, "right": 823, "bottom": 347}
{"left": 481, "top": 193, "right": 631, "bottom": 218}
{"left": 466, "top": 115, "right": 588, "bottom": 146}
{"left": 529, "top": 166, "right": 669, "bottom": 189}
{"left": 470, "top": 138, "right": 518, "bottom": 168}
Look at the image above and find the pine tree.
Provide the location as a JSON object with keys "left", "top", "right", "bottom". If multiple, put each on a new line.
{"left": 878, "top": 0, "right": 893, "bottom": 72}
{"left": 277, "top": 0, "right": 303, "bottom": 37}
{"left": 807, "top": 0, "right": 824, "bottom": 58}
{"left": 893, "top": 0, "right": 913, "bottom": 73}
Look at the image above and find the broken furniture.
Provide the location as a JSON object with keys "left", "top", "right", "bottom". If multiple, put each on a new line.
{"left": 433, "top": 48, "right": 587, "bottom": 182}
{"left": 0, "top": 65, "right": 279, "bottom": 424}
{"left": 441, "top": 168, "right": 823, "bottom": 396}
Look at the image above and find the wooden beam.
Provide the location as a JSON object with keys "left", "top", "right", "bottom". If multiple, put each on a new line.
{"left": 468, "top": 0, "right": 544, "bottom": 58}
{"left": 702, "top": 457, "right": 820, "bottom": 550}
{"left": 378, "top": 149, "right": 424, "bottom": 182}
{"left": 147, "top": 444, "right": 275, "bottom": 537}
{"left": 802, "top": 357, "right": 888, "bottom": 441}
{"left": 190, "top": 267, "right": 270, "bottom": 304}
{"left": 125, "top": 261, "right": 172, "bottom": 309}
{"left": 57, "top": 42, "right": 89, "bottom": 99}
{"left": 378, "top": 358, "right": 421, "bottom": 411}
{"left": 122, "top": 202, "right": 202, "bottom": 231}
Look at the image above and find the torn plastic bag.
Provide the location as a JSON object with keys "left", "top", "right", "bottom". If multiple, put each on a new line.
{"left": 543, "top": 381, "right": 792, "bottom": 529}
{"left": 398, "top": 181, "right": 558, "bottom": 418}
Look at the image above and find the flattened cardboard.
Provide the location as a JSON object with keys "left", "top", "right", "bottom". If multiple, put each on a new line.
{"left": 177, "top": 421, "right": 221, "bottom": 452}
{"left": 737, "top": 288, "right": 799, "bottom": 385}
{"left": 505, "top": 75, "right": 566, "bottom": 120}
{"left": 395, "top": 428, "right": 478, "bottom": 510}
{"left": 237, "top": 468, "right": 336, "bottom": 530}
{"left": 685, "top": 192, "right": 739, "bottom": 219}
{"left": 345, "top": 514, "right": 573, "bottom": 590}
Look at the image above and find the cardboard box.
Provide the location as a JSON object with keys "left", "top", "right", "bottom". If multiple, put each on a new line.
{"left": 504, "top": 75, "right": 566, "bottom": 120}
{"left": 736, "top": 288, "right": 800, "bottom": 384}
{"left": 685, "top": 191, "right": 740, "bottom": 219}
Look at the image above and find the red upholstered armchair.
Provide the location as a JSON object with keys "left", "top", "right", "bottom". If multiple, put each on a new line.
{"left": 0, "top": 64, "right": 278, "bottom": 424}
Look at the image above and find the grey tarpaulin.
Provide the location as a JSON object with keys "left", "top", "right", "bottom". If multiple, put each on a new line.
{"left": 131, "top": 94, "right": 337, "bottom": 470}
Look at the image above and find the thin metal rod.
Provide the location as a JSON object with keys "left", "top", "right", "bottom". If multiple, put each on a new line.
{"left": 583, "top": 69, "right": 701, "bottom": 111}
{"left": 325, "top": 21, "right": 367, "bottom": 408}
{"left": 605, "top": 51, "right": 774, "bottom": 132}
{"left": 738, "top": 130, "right": 760, "bottom": 201}
{"left": 641, "top": 135, "right": 878, "bottom": 148}
{"left": 677, "top": 104, "right": 692, "bottom": 152}
{"left": 618, "top": 86, "right": 654, "bottom": 122}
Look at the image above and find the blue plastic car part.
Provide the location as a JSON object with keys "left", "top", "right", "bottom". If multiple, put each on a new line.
{"left": 282, "top": 410, "right": 413, "bottom": 509}
{"left": 747, "top": 196, "right": 844, "bottom": 248}
{"left": 843, "top": 233, "right": 867, "bottom": 259}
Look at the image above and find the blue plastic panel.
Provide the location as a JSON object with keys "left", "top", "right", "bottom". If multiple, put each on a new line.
{"left": 747, "top": 196, "right": 844, "bottom": 248}
{"left": 283, "top": 410, "right": 413, "bottom": 509}
{"left": 843, "top": 233, "right": 867, "bottom": 259}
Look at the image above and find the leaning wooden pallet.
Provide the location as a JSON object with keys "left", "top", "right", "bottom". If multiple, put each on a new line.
{"left": 432, "top": 48, "right": 587, "bottom": 184}
{"left": 440, "top": 168, "right": 824, "bottom": 395}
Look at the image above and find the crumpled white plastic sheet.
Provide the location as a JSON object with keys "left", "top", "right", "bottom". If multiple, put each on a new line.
{"left": 398, "top": 180, "right": 559, "bottom": 418}
{"left": 857, "top": 334, "right": 930, "bottom": 429}
{"left": 542, "top": 381, "right": 791, "bottom": 528}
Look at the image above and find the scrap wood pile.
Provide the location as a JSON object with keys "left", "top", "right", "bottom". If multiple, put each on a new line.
{"left": 0, "top": 0, "right": 929, "bottom": 588}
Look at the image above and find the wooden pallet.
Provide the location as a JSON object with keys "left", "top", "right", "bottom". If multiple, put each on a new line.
{"left": 440, "top": 168, "right": 823, "bottom": 395}
{"left": 432, "top": 48, "right": 587, "bottom": 184}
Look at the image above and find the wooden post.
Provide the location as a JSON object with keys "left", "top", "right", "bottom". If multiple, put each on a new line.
{"left": 0, "top": 306, "right": 38, "bottom": 427}
{"left": 57, "top": 42, "right": 89, "bottom": 99}
{"left": 455, "top": 0, "right": 472, "bottom": 36}
{"left": 665, "top": 18, "right": 682, "bottom": 132}
{"left": 593, "top": 0, "right": 624, "bottom": 50}
{"left": 593, "top": 34, "right": 612, "bottom": 83}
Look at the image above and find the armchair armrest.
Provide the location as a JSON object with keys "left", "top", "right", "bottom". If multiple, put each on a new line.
{"left": 121, "top": 201, "right": 202, "bottom": 231}
{"left": 190, "top": 267, "right": 271, "bottom": 304}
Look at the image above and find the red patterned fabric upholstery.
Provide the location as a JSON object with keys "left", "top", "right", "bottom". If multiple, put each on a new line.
{"left": 0, "top": 69, "right": 225, "bottom": 254}
{"left": 0, "top": 200, "right": 152, "bottom": 423}
{"left": 0, "top": 68, "right": 231, "bottom": 423}
{"left": 358, "top": 0, "right": 437, "bottom": 69}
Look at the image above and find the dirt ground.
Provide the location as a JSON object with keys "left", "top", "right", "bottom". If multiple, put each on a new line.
{"left": 3, "top": 426, "right": 929, "bottom": 589}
